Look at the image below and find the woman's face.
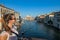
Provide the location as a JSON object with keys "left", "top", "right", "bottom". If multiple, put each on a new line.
{"left": 9, "top": 15, "right": 16, "bottom": 24}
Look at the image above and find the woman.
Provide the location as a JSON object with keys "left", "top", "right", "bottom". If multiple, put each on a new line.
{"left": 0, "top": 13, "right": 18, "bottom": 40}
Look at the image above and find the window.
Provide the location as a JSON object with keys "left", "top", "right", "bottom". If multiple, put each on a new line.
{"left": 57, "top": 18, "right": 60, "bottom": 22}
{"left": 57, "top": 13, "right": 60, "bottom": 16}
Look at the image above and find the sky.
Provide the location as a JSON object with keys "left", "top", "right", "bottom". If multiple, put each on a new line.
{"left": 0, "top": 0, "right": 60, "bottom": 18}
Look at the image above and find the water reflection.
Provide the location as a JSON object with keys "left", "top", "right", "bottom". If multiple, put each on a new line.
{"left": 19, "top": 20, "right": 60, "bottom": 40}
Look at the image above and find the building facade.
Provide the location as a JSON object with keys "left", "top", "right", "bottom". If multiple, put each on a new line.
{"left": 44, "top": 13, "right": 54, "bottom": 25}
{"left": 25, "top": 15, "right": 34, "bottom": 21}
{"left": 53, "top": 12, "right": 60, "bottom": 29}
{"left": 14, "top": 12, "right": 21, "bottom": 27}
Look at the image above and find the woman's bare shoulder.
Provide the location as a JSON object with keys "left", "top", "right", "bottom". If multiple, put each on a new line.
{"left": 0, "top": 31, "right": 9, "bottom": 36}
{"left": 0, "top": 31, "right": 8, "bottom": 40}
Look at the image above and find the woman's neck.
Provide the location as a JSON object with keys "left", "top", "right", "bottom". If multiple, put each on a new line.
{"left": 8, "top": 23, "right": 13, "bottom": 29}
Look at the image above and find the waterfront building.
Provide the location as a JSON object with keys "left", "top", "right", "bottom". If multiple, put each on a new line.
{"left": 25, "top": 15, "right": 34, "bottom": 21}
{"left": 44, "top": 13, "right": 54, "bottom": 25}
{"left": 14, "top": 12, "right": 21, "bottom": 27}
{"left": 53, "top": 12, "right": 60, "bottom": 29}
{"left": 44, "top": 12, "right": 60, "bottom": 29}
{"left": 39, "top": 15, "right": 45, "bottom": 23}
{"left": 36, "top": 15, "right": 45, "bottom": 23}
{"left": 44, "top": 15, "right": 49, "bottom": 24}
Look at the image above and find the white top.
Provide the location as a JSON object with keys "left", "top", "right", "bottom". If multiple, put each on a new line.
{"left": 0, "top": 27, "right": 18, "bottom": 40}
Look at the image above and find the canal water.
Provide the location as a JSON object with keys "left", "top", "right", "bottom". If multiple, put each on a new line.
{"left": 18, "top": 20, "right": 60, "bottom": 40}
